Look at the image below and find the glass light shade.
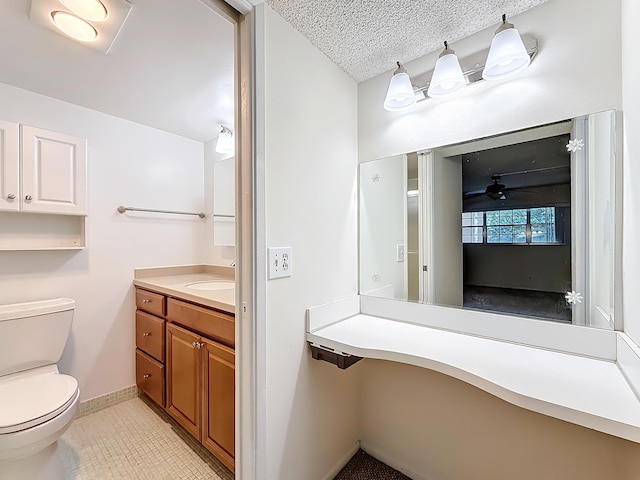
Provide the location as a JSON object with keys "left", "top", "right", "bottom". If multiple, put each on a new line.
{"left": 427, "top": 53, "right": 466, "bottom": 98}
{"left": 215, "top": 128, "right": 234, "bottom": 155}
{"left": 482, "top": 28, "right": 531, "bottom": 80}
{"left": 50, "top": 11, "right": 98, "bottom": 42}
{"left": 61, "top": 0, "right": 108, "bottom": 21}
{"left": 384, "top": 71, "right": 416, "bottom": 111}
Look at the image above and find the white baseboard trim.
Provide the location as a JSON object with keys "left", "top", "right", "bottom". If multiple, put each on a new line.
{"left": 360, "top": 441, "right": 430, "bottom": 480}
{"left": 321, "top": 441, "right": 361, "bottom": 480}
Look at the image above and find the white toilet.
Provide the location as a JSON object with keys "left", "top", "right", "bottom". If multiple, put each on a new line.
{"left": 0, "top": 298, "right": 80, "bottom": 480}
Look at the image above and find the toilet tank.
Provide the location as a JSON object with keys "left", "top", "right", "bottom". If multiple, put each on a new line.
{"left": 0, "top": 298, "right": 75, "bottom": 377}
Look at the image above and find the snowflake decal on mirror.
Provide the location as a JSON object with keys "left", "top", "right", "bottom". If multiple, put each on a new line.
{"left": 565, "top": 291, "right": 583, "bottom": 305}
{"left": 566, "top": 138, "right": 584, "bottom": 153}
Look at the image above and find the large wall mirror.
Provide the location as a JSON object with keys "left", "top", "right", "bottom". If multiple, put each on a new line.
{"left": 359, "top": 110, "right": 617, "bottom": 330}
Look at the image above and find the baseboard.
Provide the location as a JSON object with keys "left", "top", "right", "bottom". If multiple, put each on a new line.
{"left": 360, "top": 441, "right": 430, "bottom": 480}
{"left": 321, "top": 441, "right": 361, "bottom": 480}
{"left": 75, "top": 385, "right": 139, "bottom": 418}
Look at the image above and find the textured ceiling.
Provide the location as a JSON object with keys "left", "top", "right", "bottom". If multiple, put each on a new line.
{"left": 266, "top": 0, "right": 549, "bottom": 83}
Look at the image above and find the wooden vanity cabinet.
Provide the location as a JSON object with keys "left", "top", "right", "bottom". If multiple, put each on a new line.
{"left": 202, "top": 338, "right": 235, "bottom": 467}
{"left": 165, "top": 298, "right": 236, "bottom": 473}
{"left": 165, "top": 322, "right": 201, "bottom": 439}
{"left": 135, "top": 288, "right": 166, "bottom": 407}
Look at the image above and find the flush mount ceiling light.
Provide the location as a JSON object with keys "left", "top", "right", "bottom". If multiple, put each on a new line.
{"left": 215, "top": 125, "right": 234, "bottom": 155}
{"left": 50, "top": 10, "right": 97, "bottom": 42}
{"left": 383, "top": 14, "right": 537, "bottom": 111}
{"left": 427, "top": 41, "right": 466, "bottom": 98}
{"left": 60, "top": 0, "right": 108, "bottom": 22}
{"left": 30, "top": 0, "right": 132, "bottom": 54}
{"left": 482, "top": 14, "right": 531, "bottom": 80}
{"left": 383, "top": 62, "right": 416, "bottom": 111}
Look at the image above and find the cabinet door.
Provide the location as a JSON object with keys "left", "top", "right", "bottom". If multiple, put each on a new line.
{"left": 166, "top": 322, "right": 201, "bottom": 439}
{"left": 20, "top": 125, "right": 87, "bottom": 214}
{"left": 0, "top": 120, "right": 19, "bottom": 212}
{"left": 202, "top": 338, "right": 235, "bottom": 472}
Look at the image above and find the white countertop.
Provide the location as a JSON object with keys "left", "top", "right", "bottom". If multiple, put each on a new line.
{"left": 306, "top": 298, "right": 640, "bottom": 443}
{"left": 133, "top": 265, "right": 235, "bottom": 314}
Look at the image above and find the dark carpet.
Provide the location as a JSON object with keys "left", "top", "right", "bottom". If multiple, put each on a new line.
{"left": 333, "top": 449, "right": 410, "bottom": 480}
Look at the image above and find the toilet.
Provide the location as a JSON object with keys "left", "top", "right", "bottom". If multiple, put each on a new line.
{"left": 0, "top": 298, "right": 80, "bottom": 480}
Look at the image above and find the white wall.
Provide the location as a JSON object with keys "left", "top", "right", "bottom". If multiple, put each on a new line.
{"left": 621, "top": 0, "right": 640, "bottom": 344}
{"left": 0, "top": 83, "right": 206, "bottom": 401}
{"left": 356, "top": 0, "right": 640, "bottom": 477}
{"left": 260, "top": 5, "right": 361, "bottom": 479}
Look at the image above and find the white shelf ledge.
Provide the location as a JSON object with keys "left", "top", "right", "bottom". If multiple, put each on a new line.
{"left": 306, "top": 303, "right": 640, "bottom": 443}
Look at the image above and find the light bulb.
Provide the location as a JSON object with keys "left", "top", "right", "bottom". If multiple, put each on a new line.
{"left": 50, "top": 11, "right": 98, "bottom": 42}
{"left": 384, "top": 62, "right": 416, "bottom": 111}
{"left": 482, "top": 15, "right": 531, "bottom": 81}
{"left": 60, "top": 0, "right": 108, "bottom": 21}
{"left": 427, "top": 43, "right": 466, "bottom": 98}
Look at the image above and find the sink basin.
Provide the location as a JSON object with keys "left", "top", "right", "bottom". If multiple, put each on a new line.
{"left": 185, "top": 281, "right": 235, "bottom": 291}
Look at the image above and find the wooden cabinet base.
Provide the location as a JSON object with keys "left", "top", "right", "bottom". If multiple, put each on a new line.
{"left": 203, "top": 437, "right": 235, "bottom": 473}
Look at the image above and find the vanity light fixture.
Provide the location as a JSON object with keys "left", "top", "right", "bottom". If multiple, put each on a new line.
{"left": 482, "top": 14, "right": 531, "bottom": 80}
{"left": 427, "top": 41, "right": 466, "bottom": 98}
{"left": 383, "top": 62, "right": 417, "bottom": 111}
{"left": 60, "top": 0, "right": 108, "bottom": 22}
{"left": 215, "top": 125, "right": 234, "bottom": 155}
{"left": 50, "top": 11, "right": 98, "bottom": 42}
{"left": 383, "top": 14, "right": 537, "bottom": 111}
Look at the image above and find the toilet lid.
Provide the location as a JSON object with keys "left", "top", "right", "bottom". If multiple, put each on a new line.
{"left": 0, "top": 373, "right": 79, "bottom": 434}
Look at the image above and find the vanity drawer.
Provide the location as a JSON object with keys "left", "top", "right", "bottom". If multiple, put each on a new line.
{"left": 136, "top": 349, "right": 165, "bottom": 407}
{"left": 136, "top": 310, "right": 165, "bottom": 362}
{"left": 136, "top": 288, "right": 165, "bottom": 317}
{"left": 166, "top": 298, "right": 235, "bottom": 347}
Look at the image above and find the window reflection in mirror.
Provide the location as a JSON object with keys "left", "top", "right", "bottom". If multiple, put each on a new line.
{"left": 359, "top": 110, "right": 616, "bottom": 330}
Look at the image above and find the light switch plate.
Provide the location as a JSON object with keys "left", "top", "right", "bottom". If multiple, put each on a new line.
{"left": 268, "top": 247, "right": 292, "bottom": 279}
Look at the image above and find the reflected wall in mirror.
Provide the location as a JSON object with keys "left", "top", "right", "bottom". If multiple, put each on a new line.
{"left": 359, "top": 110, "right": 616, "bottom": 330}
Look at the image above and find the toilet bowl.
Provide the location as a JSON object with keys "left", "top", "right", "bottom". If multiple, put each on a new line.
{"left": 0, "top": 298, "right": 79, "bottom": 480}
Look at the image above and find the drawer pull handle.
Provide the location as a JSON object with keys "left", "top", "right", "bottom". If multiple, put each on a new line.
{"left": 142, "top": 299, "right": 151, "bottom": 304}
{"left": 143, "top": 332, "right": 151, "bottom": 337}
{"left": 143, "top": 374, "right": 151, "bottom": 379}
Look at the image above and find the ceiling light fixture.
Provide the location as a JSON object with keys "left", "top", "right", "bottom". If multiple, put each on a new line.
{"left": 60, "top": 0, "right": 108, "bottom": 22}
{"left": 482, "top": 14, "right": 531, "bottom": 80}
{"left": 30, "top": 0, "right": 132, "bottom": 54}
{"left": 383, "top": 14, "right": 536, "bottom": 111}
{"left": 383, "top": 62, "right": 416, "bottom": 111}
{"left": 50, "top": 11, "right": 98, "bottom": 42}
{"left": 427, "top": 41, "right": 466, "bottom": 98}
{"left": 215, "top": 125, "right": 234, "bottom": 155}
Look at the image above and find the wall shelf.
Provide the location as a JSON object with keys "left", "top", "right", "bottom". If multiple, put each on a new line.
{"left": 0, "top": 212, "right": 86, "bottom": 251}
{"left": 306, "top": 296, "right": 640, "bottom": 444}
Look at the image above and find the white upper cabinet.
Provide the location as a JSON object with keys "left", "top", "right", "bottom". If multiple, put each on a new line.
{"left": 0, "top": 120, "right": 20, "bottom": 212}
{"left": 20, "top": 125, "right": 87, "bottom": 215}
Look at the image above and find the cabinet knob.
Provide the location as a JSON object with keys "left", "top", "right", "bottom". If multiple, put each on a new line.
{"left": 7, "top": 194, "right": 15, "bottom": 200}
{"left": 142, "top": 299, "right": 151, "bottom": 304}
{"left": 25, "top": 195, "right": 32, "bottom": 201}
{"left": 142, "top": 332, "right": 151, "bottom": 337}
{"left": 192, "top": 341, "right": 204, "bottom": 349}
{"left": 143, "top": 374, "right": 151, "bottom": 379}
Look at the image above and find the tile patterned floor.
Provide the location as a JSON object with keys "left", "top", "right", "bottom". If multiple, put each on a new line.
{"left": 60, "top": 396, "right": 234, "bottom": 480}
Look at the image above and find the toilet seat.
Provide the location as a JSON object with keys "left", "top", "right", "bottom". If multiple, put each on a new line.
{"left": 0, "top": 373, "right": 79, "bottom": 434}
